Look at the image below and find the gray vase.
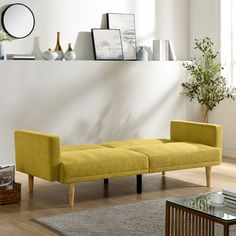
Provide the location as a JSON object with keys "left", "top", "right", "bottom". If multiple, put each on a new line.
{"left": 0, "top": 42, "right": 5, "bottom": 60}
{"left": 137, "top": 46, "right": 148, "bottom": 61}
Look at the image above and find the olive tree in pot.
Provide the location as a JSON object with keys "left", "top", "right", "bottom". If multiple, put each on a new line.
{"left": 182, "top": 37, "right": 236, "bottom": 123}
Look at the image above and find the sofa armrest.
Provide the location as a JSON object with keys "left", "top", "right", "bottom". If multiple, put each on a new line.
{"left": 15, "top": 130, "right": 61, "bottom": 181}
{"left": 170, "top": 120, "right": 222, "bottom": 148}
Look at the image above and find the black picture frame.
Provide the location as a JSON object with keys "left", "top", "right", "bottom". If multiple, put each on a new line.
{"left": 91, "top": 29, "right": 124, "bottom": 61}
{"left": 107, "top": 13, "right": 137, "bottom": 61}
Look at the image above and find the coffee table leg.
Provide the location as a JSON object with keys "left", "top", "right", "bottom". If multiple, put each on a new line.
{"left": 223, "top": 224, "right": 229, "bottom": 236}
{"left": 165, "top": 204, "right": 170, "bottom": 236}
{"left": 212, "top": 222, "right": 215, "bottom": 236}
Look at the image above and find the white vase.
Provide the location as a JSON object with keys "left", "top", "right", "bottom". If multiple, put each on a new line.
{"left": 137, "top": 46, "right": 148, "bottom": 61}
{"left": 64, "top": 43, "right": 76, "bottom": 60}
{"left": 0, "top": 42, "right": 5, "bottom": 60}
{"left": 42, "top": 49, "right": 58, "bottom": 60}
{"left": 54, "top": 32, "right": 64, "bottom": 60}
{"left": 64, "top": 51, "right": 76, "bottom": 60}
{"left": 55, "top": 51, "right": 64, "bottom": 60}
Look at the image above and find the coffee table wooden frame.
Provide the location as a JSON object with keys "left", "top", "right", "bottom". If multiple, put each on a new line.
{"left": 165, "top": 201, "right": 236, "bottom": 236}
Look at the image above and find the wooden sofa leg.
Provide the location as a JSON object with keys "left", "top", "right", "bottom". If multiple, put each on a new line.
{"left": 68, "top": 184, "right": 75, "bottom": 207}
{"left": 104, "top": 179, "right": 109, "bottom": 185}
{"left": 136, "top": 175, "right": 142, "bottom": 194}
{"left": 205, "top": 166, "right": 211, "bottom": 187}
{"left": 162, "top": 171, "right": 166, "bottom": 176}
{"left": 28, "top": 174, "right": 34, "bottom": 193}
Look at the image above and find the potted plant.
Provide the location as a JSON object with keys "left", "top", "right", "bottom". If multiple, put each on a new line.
{"left": 182, "top": 37, "right": 236, "bottom": 123}
{"left": 0, "top": 30, "right": 11, "bottom": 60}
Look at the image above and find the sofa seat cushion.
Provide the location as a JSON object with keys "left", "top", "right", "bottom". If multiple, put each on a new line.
{"left": 60, "top": 148, "right": 149, "bottom": 184}
{"left": 101, "top": 138, "right": 170, "bottom": 148}
{"left": 127, "top": 142, "right": 221, "bottom": 173}
{"left": 61, "top": 144, "right": 106, "bottom": 152}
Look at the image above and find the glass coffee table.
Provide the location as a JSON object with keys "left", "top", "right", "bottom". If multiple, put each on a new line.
{"left": 165, "top": 194, "right": 236, "bottom": 236}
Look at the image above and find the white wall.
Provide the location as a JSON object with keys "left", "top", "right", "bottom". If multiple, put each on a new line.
{"left": 189, "top": 0, "right": 221, "bottom": 58}
{"left": 0, "top": 0, "right": 189, "bottom": 60}
{"left": 210, "top": 101, "right": 236, "bottom": 158}
{"left": 189, "top": 0, "right": 236, "bottom": 158}
{"left": 208, "top": 0, "right": 236, "bottom": 158}
{"left": 0, "top": 61, "right": 187, "bottom": 164}
{"left": 211, "top": 1, "right": 236, "bottom": 158}
{"left": 187, "top": 0, "right": 221, "bottom": 122}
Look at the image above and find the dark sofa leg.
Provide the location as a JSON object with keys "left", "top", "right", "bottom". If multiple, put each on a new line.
{"left": 136, "top": 174, "right": 142, "bottom": 194}
{"left": 104, "top": 179, "right": 109, "bottom": 185}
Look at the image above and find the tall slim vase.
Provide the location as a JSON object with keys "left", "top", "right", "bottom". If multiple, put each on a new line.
{"left": 0, "top": 42, "right": 5, "bottom": 60}
{"left": 54, "top": 32, "right": 64, "bottom": 60}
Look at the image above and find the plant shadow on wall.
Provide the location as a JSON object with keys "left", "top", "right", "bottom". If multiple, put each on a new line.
{"left": 70, "top": 77, "right": 182, "bottom": 144}
{"left": 182, "top": 37, "right": 236, "bottom": 123}
{"left": 83, "top": 103, "right": 141, "bottom": 143}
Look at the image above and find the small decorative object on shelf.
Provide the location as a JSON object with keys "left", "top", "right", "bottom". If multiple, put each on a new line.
{"left": 0, "top": 30, "right": 11, "bottom": 60}
{"left": 168, "top": 40, "right": 176, "bottom": 60}
{"left": 64, "top": 43, "right": 76, "bottom": 60}
{"left": 92, "top": 29, "right": 123, "bottom": 60}
{"left": 153, "top": 39, "right": 176, "bottom": 61}
{"left": 153, "top": 40, "right": 170, "bottom": 61}
{"left": 137, "top": 46, "right": 148, "bottom": 61}
{"left": 54, "top": 32, "right": 64, "bottom": 60}
{"left": 42, "top": 48, "right": 58, "bottom": 60}
{"left": 7, "top": 54, "right": 36, "bottom": 60}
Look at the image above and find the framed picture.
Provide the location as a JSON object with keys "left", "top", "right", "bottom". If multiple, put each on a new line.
{"left": 91, "top": 29, "right": 124, "bottom": 60}
{"left": 107, "top": 13, "right": 137, "bottom": 60}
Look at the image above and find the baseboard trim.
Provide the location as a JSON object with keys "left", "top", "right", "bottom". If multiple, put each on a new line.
{"left": 223, "top": 147, "right": 236, "bottom": 158}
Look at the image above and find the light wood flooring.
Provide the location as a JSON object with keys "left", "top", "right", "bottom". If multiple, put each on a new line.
{"left": 0, "top": 157, "right": 236, "bottom": 236}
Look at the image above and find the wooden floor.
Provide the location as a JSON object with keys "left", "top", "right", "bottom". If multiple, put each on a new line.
{"left": 0, "top": 157, "right": 236, "bottom": 235}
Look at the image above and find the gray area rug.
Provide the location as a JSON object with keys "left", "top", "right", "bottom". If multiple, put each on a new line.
{"left": 35, "top": 199, "right": 236, "bottom": 236}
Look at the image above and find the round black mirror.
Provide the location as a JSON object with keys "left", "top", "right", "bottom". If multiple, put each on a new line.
{"left": 1, "top": 3, "right": 35, "bottom": 39}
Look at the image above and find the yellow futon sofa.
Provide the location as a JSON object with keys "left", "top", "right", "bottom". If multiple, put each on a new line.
{"left": 15, "top": 120, "right": 222, "bottom": 207}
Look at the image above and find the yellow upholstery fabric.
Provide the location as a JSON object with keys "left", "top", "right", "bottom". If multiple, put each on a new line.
{"left": 15, "top": 130, "right": 60, "bottom": 181}
{"left": 101, "top": 138, "right": 170, "bottom": 148}
{"left": 128, "top": 142, "right": 221, "bottom": 173}
{"left": 60, "top": 148, "right": 149, "bottom": 184}
{"left": 61, "top": 144, "right": 106, "bottom": 152}
{"left": 171, "top": 120, "right": 222, "bottom": 148}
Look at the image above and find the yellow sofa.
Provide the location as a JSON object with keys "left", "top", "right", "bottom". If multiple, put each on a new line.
{"left": 15, "top": 120, "right": 222, "bottom": 207}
